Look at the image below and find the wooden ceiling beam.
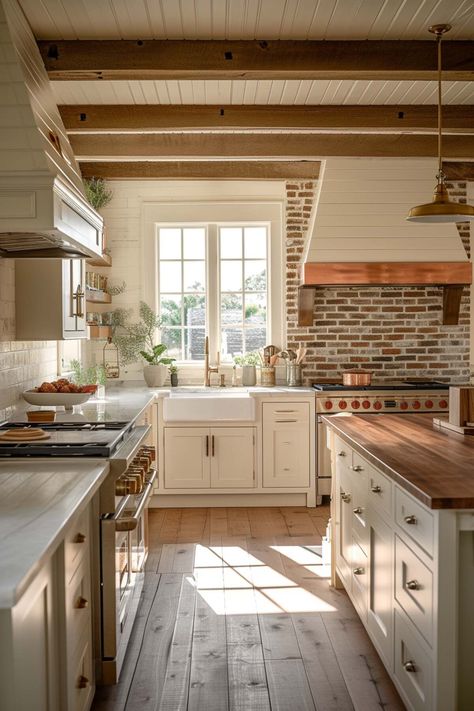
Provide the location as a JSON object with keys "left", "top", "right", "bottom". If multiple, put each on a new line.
{"left": 79, "top": 160, "right": 321, "bottom": 179}
{"left": 70, "top": 132, "right": 474, "bottom": 160}
{"left": 59, "top": 104, "right": 474, "bottom": 133}
{"left": 38, "top": 39, "right": 474, "bottom": 81}
{"left": 443, "top": 161, "right": 474, "bottom": 181}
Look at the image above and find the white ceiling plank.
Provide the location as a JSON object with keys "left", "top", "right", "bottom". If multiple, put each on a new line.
{"left": 267, "top": 79, "right": 286, "bottom": 104}
{"left": 193, "top": 0, "right": 212, "bottom": 38}
{"left": 340, "top": 0, "right": 387, "bottom": 40}
{"left": 256, "top": 0, "right": 287, "bottom": 39}
{"left": 230, "top": 80, "right": 246, "bottom": 104}
{"left": 210, "top": 0, "right": 228, "bottom": 39}
{"left": 226, "top": 0, "right": 246, "bottom": 39}
{"left": 145, "top": 0, "right": 167, "bottom": 37}
{"left": 154, "top": 80, "right": 172, "bottom": 104}
{"left": 159, "top": 0, "right": 185, "bottom": 39}
{"left": 242, "top": 80, "right": 258, "bottom": 104}
{"left": 180, "top": 0, "right": 200, "bottom": 38}
{"left": 283, "top": 0, "right": 318, "bottom": 39}
{"left": 253, "top": 79, "right": 275, "bottom": 104}
{"left": 308, "top": 0, "right": 339, "bottom": 40}
{"left": 324, "top": 0, "right": 367, "bottom": 40}
{"left": 111, "top": 0, "right": 153, "bottom": 39}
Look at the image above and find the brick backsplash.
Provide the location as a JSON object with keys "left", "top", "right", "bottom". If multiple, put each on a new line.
{"left": 286, "top": 180, "right": 471, "bottom": 385}
{"left": 0, "top": 259, "right": 57, "bottom": 420}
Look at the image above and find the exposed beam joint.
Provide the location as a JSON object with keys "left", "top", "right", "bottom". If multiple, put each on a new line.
{"left": 59, "top": 104, "right": 474, "bottom": 133}
{"left": 38, "top": 39, "right": 474, "bottom": 81}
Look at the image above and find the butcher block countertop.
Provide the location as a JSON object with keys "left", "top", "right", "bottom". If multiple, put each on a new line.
{"left": 322, "top": 413, "right": 474, "bottom": 510}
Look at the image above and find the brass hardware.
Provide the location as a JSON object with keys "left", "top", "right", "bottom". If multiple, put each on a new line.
{"left": 337, "top": 451, "right": 346, "bottom": 457}
{"left": 351, "top": 465, "right": 363, "bottom": 472}
{"left": 353, "top": 567, "right": 364, "bottom": 575}
{"left": 404, "top": 515, "right": 417, "bottom": 525}
{"left": 371, "top": 485, "right": 382, "bottom": 493}
{"left": 115, "top": 476, "right": 141, "bottom": 496}
{"left": 353, "top": 507, "right": 363, "bottom": 515}
{"left": 74, "top": 532, "right": 86, "bottom": 544}
{"left": 341, "top": 492, "right": 352, "bottom": 503}
{"left": 211, "top": 434, "right": 215, "bottom": 457}
{"left": 219, "top": 373, "right": 226, "bottom": 387}
{"left": 406, "top": 579, "right": 420, "bottom": 591}
{"left": 403, "top": 660, "right": 417, "bottom": 673}
{"left": 205, "top": 435, "right": 209, "bottom": 457}
{"left": 72, "top": 284, "right": 84, "bottom": 318}
{"left": 77, "top": 675, "right": 89, "bottom": 689}
{"left": 204, "top": 336, "right": 219, "bottom": 386}
{"left": 75, "top": 596, "right": 89, "bottom": 609}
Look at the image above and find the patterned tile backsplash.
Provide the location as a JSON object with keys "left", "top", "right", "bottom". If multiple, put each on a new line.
{"left": 0, "top": 259, "right": 57, "bottom": 421}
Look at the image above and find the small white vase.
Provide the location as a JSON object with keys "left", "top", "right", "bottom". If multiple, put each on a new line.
{"left": 143, "top": 364, "right": 167, "bottom": 387}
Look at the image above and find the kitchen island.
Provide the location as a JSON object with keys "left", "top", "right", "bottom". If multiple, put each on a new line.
{"left": 323, "top": 412, "right": 474, "bottom": 711}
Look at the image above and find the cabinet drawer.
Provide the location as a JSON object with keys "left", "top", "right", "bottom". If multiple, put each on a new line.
{"left": 64, "top": 507, "right": 90, "bottom": 584}
{"left": 394, "top": 609, "right": 433, "bottom": 711}
{"left": 368, "top": 466, "right": 392, "bottom": 518}
{"left": 69, "top": 628, "right": 94, "bottom": 711}
{"left": 395, "top": 536, "right": 433, "bottom": 646}
{"left": 263, "top": 402, "right": 309, "bottom": 423}
{"left": 66, "top": 557, "right": 92, "bottom": 658}
{"left": 395, "top": 487, "right": 434, "bottom": 558}
{"left": 334, "top": 435, "right": 351, "bottom": 467}
{"left": 351, "top": 540, "right": 368, "bottom": 621}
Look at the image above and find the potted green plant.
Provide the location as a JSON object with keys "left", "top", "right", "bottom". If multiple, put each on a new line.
{"left": 169, "top": 364, "right": 179, "bottom": 387}
{"left": 112, "top": 302, "right": 175, "bottom": 387}
{"left": 233, "top": 352, "right": 259, "bottom": 386}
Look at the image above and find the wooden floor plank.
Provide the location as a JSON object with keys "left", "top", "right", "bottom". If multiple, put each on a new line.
{"left": 265, "top": 658, "right": 316, "bottom": 711}
{"left": 259, "top": 612, "right": 301, "bottom": 660}
{"left": 228, "top": 645, "right": 270, "bottom": 711}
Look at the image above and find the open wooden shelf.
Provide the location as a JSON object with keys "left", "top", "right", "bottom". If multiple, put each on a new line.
{"left": 87, "top": 253, "right": 112, "bottom": 267}
{"left": 86, "top": 288, "right": 112, "bottom": 304}
{"left": 88, "top": 325, "right": 112, "bottom": 339}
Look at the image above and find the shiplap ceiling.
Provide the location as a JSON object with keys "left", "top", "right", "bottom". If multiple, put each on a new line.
{"left": 18, "top": 0, "right": 474, "bottom": 40}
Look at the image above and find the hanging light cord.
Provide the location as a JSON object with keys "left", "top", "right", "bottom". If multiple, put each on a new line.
{"left": 436, "top": 28, "right": 444, "bottom": 182}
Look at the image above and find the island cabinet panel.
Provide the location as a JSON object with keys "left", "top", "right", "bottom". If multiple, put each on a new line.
{"left": 367, "top": 509, "right": 393, "bottom": 669}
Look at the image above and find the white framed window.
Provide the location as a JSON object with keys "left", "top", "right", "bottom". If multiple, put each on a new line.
{"left": 57, "top": 339, "right": 82, "bottom": 375}
{"left": 156, "top": 223, "right": 270, "bottom": 363}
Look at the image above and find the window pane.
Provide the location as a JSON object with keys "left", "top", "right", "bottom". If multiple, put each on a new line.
{"left": 220, "top": 228, "right": 242, "bottom": 258}
{"left": 159, "top": 228, "right": 181, "bottom": 259}
{"left": 160, "top": 261, "right": 181, "bottom": 292}
{"left": 221, "top": 328, "right": 243, "bottom": 359}
{"left": 245, "top": 293, "right": 266, "bottom": 324}
{"left": 160, "top": 294, "right": 182, "bottom": 326}
{"left": 245, "top": 328, "right": 266, "bottom": 352}
{"left": 183, "top": 228, "right": 205, "bottom": 259}
{"left": 244, "top": 260, "right": 266, "bottom": 290}
{"left": 161, "top": 328, "right": 182, "bottom": 360}
{"left": 221, "top": 293, "right": 242, "bottom": 326}
{"left": 244, "top": 227, "right": 267, "bottom": 258}
{"left": 185, "top": 328, "right": 206, "bottom": 360}
{"left": 221, "top": 260, "right": 242, "bottom": 291}
{"left": 184, "top": 294, "right": 206, "bottom": 328}
{"left": 184, "top": 260, "right": 205, "bottom": 292}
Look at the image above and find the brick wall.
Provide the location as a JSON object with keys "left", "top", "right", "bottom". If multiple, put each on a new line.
{"left": 285, "top": 181, "right": 471, "bottom": 384}
{"left": 0, "top": 259, "right": 57, "bottom": 419}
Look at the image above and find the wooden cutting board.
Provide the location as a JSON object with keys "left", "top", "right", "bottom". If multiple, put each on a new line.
{"left": 0, "top": 428, "right": 50, "bottom": 442}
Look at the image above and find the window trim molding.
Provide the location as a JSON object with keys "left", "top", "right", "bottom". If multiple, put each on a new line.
{"left": 141, "top": 200, "right": 284, "bottom": 368}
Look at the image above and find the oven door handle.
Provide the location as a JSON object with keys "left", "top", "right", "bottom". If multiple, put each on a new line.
{"left": 115, "top": 468, "right": 157, "bottom": 532}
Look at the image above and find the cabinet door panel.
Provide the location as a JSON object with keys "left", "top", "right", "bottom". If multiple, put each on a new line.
{"left": 263, "top": 423, "right": 309, "bottom": 487}
{"left": 336, "top": 466, "right": 353, "bottom": 584}
{"left": 164, "top": 428, "right": 210, "bottom": 488}
{"left": 368, "top": 509, "right": 393, "bottom": 668}
{"left": 210, "top": 427, "right": 255, "bottom": 488}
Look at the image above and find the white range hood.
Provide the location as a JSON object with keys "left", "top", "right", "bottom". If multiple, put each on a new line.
{"left": 0, "top": 0, "right": 103, "bottom": 258}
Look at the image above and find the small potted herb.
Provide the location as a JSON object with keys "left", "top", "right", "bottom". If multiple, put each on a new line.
{"left": 169, "top": 364, "right": 179, "bottom": 387}
{"left": 233, "top": 352, "right": 259, "bottom": 386}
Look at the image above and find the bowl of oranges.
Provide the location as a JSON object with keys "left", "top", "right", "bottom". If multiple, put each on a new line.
{"left": 23, "top": 379, "right": 97, "bottom": 411}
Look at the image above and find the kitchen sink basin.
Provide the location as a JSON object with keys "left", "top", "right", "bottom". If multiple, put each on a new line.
{"left": 163, "top": 390, "right": 255, "bottom": 421}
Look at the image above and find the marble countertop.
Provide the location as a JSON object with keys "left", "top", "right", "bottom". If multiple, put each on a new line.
{"left": 0, "top": 460, "right": 109, "bottom": 608}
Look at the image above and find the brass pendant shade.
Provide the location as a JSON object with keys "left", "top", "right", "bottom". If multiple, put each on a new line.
{"left": 407, "top": 24, "right": 474, "bottom": 223}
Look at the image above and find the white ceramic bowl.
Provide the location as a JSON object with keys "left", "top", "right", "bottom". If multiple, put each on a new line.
{"left": 22, "top": 390, "right": 91, "bottom": 411}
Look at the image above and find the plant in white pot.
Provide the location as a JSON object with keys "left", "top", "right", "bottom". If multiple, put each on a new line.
{"left": 233, "top": 352, "right": 260, "bottom": 386}
{"left": 112, "top": 301, "right": 175, "bottom": 387}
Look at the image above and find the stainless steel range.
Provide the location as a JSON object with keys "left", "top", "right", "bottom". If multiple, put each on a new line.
{"left": 313, "top": 381, "right": 450, "bottom": 502}
{"left": 0, "top": 417, "right": 156, "bottom": 685}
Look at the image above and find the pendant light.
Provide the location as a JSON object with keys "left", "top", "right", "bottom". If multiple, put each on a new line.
{"left": 407, "top": 24, "right": 474, "bottom": 223}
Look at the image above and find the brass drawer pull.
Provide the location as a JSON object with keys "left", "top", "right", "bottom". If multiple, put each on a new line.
{"left": 77, "top": 675, "right": 89, "bottom": 689}
{"left": 403, "top": 660, "right": 417, "bottom": 673}
{"left": 337, "top": 451, "right": 346, "bottom": 457}
{"left": 371, "top": 485, "right": 382, "bottom": 493}
{"left": 75, "top": 596, "right": 89, "bottom": 609}
{"left": 351, "top": 465, "right": 363, "bottom": 472}
{"left": 205, "top": 435, "right": 209, "bottom": 457}
{"left": 341, "top": 492, "right": 352, "bottom": 503}
{"left": 406, "top": 579, "right": 420, "bottom": 591}
{"left": 353, "top": 567, "right": 364, "bottom": 575}
{"left": 74, "top": 532, "right": 86, "bottom": 544}
{"left": 404, "top": 515, "right": 417, "bottom": 525}
{"left": 353, "top": 507, "right": 363, "bottom": 515}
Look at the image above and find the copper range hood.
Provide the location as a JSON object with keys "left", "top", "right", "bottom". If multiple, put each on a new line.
{"left": 299, "top": 158, "right": 472, "bottom": 326}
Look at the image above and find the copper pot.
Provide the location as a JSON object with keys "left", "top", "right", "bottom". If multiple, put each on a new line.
{"left": 342, "top": 370, "right": 373, "bottom": 386}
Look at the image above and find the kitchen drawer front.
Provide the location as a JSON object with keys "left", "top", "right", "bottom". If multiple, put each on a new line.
{"left": 68, "top": 627, "right": 94, "bottom": 711}
{"left": 264, "top": 402, "right": 310, "bottom": 423}
{"left": 395, "top": 536, "right": 433, "bottom": 646}
{"left": 351, "top": 540, "right": 368, "bottom": 622}
{"left": 395, "top": 487, "right": 434, "bottom": 558}
{"left": 65, "top": 556, "right": 92, "bottom": 658}
{"left": 394, "top": 609, "right": 433, "bottom": 711}
{"left": 351, "top": 475, "right": 369, "bottom": 556}
{"left": 368, "top": 466, "right": 392, "bottom": 519}
{"left": 64, "top": 507, "right": 90, "bottom": 584}
{"left": 334, "top": 435, "right": 352, "bottom": 473}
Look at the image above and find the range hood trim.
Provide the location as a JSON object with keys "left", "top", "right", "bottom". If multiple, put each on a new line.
{"left": 301, "top": 261, "right": 472, "bottom": 287}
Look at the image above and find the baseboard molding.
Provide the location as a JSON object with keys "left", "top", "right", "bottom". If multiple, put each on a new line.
{"left": 149, "top": 492, "right": 309, "bottom": 508}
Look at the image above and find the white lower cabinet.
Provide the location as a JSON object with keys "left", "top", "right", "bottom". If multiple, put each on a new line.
{"left": 262, "top": 402, "right": 310, "bottom": 487}
{"left": 164, "top": 426, "right": 255, "bottom": 489}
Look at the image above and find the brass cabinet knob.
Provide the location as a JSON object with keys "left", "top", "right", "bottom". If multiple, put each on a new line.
{"left": 404, "top": 515, "right": 417, "bottom": 525}
{"left": 353, "top": 507, "right": 363, "bottom": 515}
{"left": 353, "top": 567, "right": 364, "bottom": 575}
{"left": 351, "top": 465, "right": 363, "bottom": 472}
{"left": 75, "top": 596, "right": 89, "bottom": 609}
{"left": 403, "top": 660, "right": 417, "bottom": 673}
{"left": 74, "top": 532, "right": 86, "bottom": 544}
{"left": 371, "top": 485, "right": 382, "bottom": 494}
{"left": 77, "top": 675, "right": 89, "bottom": 689}
{"left": 406, "top": 579, "right": 420, "bottom": 591}
{"left": 337, "top": 451, "right": 346, "bottom": 457}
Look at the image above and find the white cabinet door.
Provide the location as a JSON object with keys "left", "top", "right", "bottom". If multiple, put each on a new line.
{"left": 263, "top": 422, "right": 310, "bottom": 487}
{"left": 210, "top": 427, "right": 255, "bottom": 488}
{"left": 164, "top": 428, "right": 210, "bottom": 488}
{"left": 367, "top": 509, "right": 393, "bottom": 668}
